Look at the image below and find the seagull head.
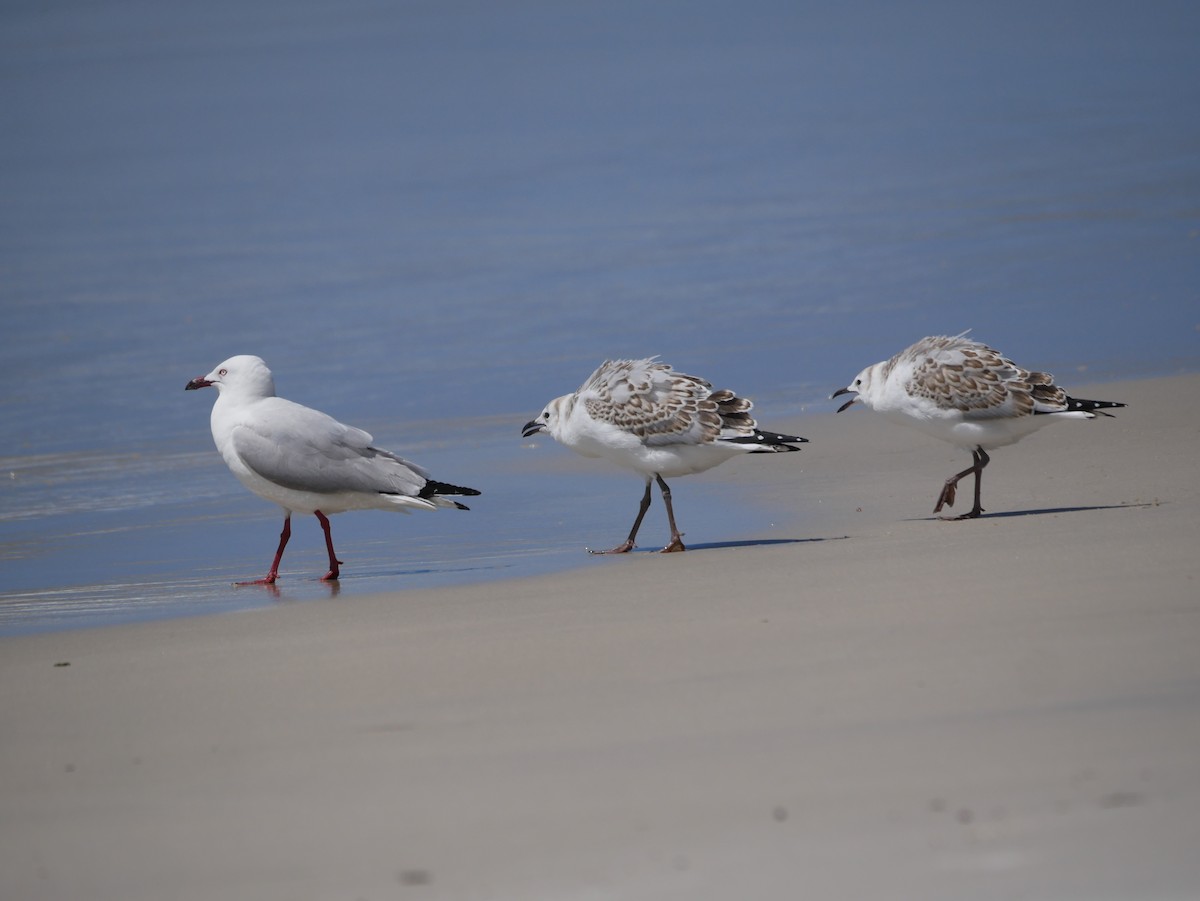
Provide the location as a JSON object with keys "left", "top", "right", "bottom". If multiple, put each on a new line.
{"left": 521, "top": 396, "right": 566, "bottom": 439}
{"left": 185, "top": 355, "right": 276, "bottom": 398}
{"left": 831, "top": 365, "right": 876, "bottom": 413}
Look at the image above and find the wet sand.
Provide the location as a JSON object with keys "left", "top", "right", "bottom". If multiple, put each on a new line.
{"left": 2, "top": 374, "right": 1198, "bottom": 900}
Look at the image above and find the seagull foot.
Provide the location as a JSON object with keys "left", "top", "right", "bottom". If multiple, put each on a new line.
{"left": 660, "top": 536, "right": 686, "bottom": 553}
{"left": 235, "top": 575, "right": 278, "bottom": 586}
{"left": 939, "top": 508, "right": 984, "bottom": 521}
{"left": 934, "top": 483, "right": 957, "bottom": 514}
{"left": 588, "top": 541, "right": 635, "bottom": 555}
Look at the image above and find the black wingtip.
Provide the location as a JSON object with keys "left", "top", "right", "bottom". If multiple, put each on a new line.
{"left": 422, "top": 480, "right": 482, "bottom": 499}
{"left": 1066, "top": 396, "right": 1126, "bottom": 415}
{"left": 755, "top": 429, "right": 809, "bottom": 447}
{"left": 725, "top": 429, "right": 808, "bottom": 452}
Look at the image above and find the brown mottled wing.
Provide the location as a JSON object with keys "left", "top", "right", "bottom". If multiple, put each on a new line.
{"left": 1025, "top": 370, "right": 1071, "bottom": 412}
{"left": 578, "top": 359, "right": 730, "bottom": 446}
{"left": 902, "top": 335, "right": 1062, "bottom": 418}
{"left": 707, "top": 388, "right": 756, "bottom": 437}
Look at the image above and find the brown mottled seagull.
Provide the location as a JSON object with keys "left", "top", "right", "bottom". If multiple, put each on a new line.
{"left": 832, "top": 334, "right": 1125, "bottom": 519}
{"left": 522, "top": 358, "right": 806, "bottom": 553}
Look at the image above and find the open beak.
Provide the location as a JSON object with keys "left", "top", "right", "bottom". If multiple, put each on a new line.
{"left": 185, "top": 377, "right": 213, "bottom": 391}
{"left": 831, "top": 386, "right": 857, "bottom": 413}
{"left": 521, "top": 420, "right": 545, "bottom": 438}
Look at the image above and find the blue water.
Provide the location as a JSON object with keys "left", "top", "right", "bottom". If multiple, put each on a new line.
{"left": 2, "top": 0, "right": 1198, "bottom": 633}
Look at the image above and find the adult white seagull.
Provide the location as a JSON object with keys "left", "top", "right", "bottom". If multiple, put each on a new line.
{"left": 186, "top": 355, "right": 480, "bottom": 584}
{"left": 832, "top": 334, "right": 1125, "bottom": 519}
{"left": 522, "top": 358, "right": 806, "bottom": 553}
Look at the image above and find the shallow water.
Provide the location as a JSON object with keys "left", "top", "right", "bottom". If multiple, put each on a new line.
{"left": 0, "top": 411, "right": 807, "bottom": 634}
{"left": 2, "top": 0, "right": 1198, "bottom": 633}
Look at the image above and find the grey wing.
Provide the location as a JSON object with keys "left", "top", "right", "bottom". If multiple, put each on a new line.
{"left": 232, "top": 402, "right": 431, "bottom": 497}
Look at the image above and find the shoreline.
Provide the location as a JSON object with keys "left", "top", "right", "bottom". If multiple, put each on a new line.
{"left": 2, "top": 372, "right": 1198, "bottom": 899}
{"left": 2, "top": 371, "right": 1176, "bottom": 638}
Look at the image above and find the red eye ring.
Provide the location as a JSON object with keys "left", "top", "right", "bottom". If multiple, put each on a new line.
{"left": 218, "top": 368, "right": 228, "bottom": 376}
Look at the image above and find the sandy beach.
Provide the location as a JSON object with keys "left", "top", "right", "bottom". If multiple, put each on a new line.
{"left": 2, "top": 372, "right": 1198, "bottom": 901}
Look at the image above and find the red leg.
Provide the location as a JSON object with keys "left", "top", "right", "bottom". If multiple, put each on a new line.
{"left": 315, "top": 510, "right": 343, "bottom": 581}
{"left": 237, "top": 514, "right": 291, "bottom": 585}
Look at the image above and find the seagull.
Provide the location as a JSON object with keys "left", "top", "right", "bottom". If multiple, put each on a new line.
{"left": 186, "top": 355, "right": 480, "bottom": 584}
{"left": 831, "top": 334, "right": 1125, "bottom": 519}
{"left": 521, "top": 358, "right": 806, "bottom": 553}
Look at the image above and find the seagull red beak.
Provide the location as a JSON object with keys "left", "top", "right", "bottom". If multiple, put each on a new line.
{"left": 186, "top": 377, "right": 213, "bottom": 391}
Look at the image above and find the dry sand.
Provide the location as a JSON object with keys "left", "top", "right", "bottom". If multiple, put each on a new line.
{"left": 2, "top": 374, "right": 1198, "bottom": 901}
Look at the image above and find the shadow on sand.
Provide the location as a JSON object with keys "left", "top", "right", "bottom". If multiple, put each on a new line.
{"left": 612, "top": 536, "right": 849, "bottom": 553}
{"left": 909, "top": 502, "right": 1152, "bottom": 522}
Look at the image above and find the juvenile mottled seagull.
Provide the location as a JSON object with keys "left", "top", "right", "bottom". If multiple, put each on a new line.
{"left": 186, "top": 355, "right": 479, "bottom": 584}
{"left": 831, "top": 334, "right": 1124, "bottom": 519}
{"left": 522, "top": 358, "right": 806, "bottom": 553}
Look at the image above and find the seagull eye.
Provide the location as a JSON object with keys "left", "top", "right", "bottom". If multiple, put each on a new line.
{"left": 855, "top": 379, "right": 861, "bottom": 386}
{"left": 219, "top": 368, "right": 228, "bottom": 376}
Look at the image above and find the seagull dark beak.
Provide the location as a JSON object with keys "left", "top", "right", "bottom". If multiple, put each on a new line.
{"left": 521, "top": 420, "right": 545, "bottom": 438}
{"left": 830, "top": 386, "right": 857, "bottom": 413}
{"left": 186, "top": 377, "right": 213, "bottom": 391}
